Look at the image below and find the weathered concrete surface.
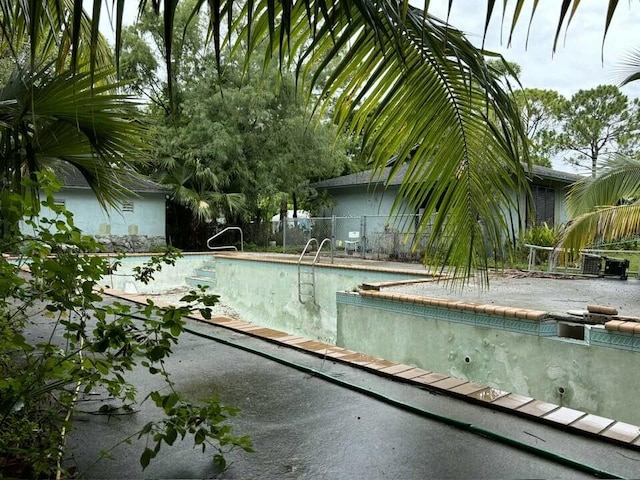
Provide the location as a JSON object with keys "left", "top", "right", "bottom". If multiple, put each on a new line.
{"left": 389, "top": 272, "right": 640, "bottom": 317}
{"left": 62, "top": 308, "right": 640, "bottom": 479}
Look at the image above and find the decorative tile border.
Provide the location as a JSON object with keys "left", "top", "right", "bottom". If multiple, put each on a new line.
{"left": 339, "top": 291, "right": 640, "bottom": 354}
{"left": 337, "top": 291, "right": 546, "bottom": 337}
{"left": 588, "top": 327, "right": 640, "bottom": 353}
{"left": 539, "top": 322, "right": 558, "bottom": 337}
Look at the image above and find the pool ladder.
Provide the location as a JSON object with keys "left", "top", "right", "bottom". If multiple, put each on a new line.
{"left": 298, "top": 238, "right": 333, "bottom": 304}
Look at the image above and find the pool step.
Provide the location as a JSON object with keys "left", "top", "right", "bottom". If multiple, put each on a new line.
{"left": 185, "top": 275, "right": 216, "bottom": 290}
{"left": 185, "top": 262, "right": 217, "bottom": 290}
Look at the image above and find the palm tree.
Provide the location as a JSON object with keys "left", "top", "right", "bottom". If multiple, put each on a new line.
{"left": 154, "top": 155, "right": 246, "bottom": 248}
{"left": 1, "top": 1, "right": 544, "bottom": 280}
{"left": 0, "top": 0, "right": 151, "bottom": 222}
{"left": 560, "top": 156, "right": 640, "bottom": 253}
{"left": 0, "top": 62, "right": 148, "bottom": 209}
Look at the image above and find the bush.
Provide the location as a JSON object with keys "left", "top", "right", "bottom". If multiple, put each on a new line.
{"left": 0, "top": 175, "right": 252, "bottom": 477}
{"left": 522, "top": 222, "right": 559, "bottom": 248}
{"left": 511, "top": 222, "right": 562, "bottom": 266}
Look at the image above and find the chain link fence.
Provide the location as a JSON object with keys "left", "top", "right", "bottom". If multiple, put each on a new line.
{"left": 238, "top": 214, "right": 430, "bottom": 261}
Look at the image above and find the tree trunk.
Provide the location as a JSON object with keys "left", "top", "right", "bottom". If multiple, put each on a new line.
{"left": 279, "top": 197, "right": 287, "bottom": 232}
{"left": 292, "top": 192, "right": 298, "bottom": 227}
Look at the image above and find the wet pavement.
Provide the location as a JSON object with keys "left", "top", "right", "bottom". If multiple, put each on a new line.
{"left": 61, "top": 297, "right": 640, "bottom": 479}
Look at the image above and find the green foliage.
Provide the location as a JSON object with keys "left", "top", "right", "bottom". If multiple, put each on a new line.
{"left": 0, "top": 61, "right": 149, "bottom": 210}
{"left": 513, "top": 85, "right": 640, "bottom": 176}
{"left": 0, "top": 176, "right": 251, "bottom": 477}
{"left": 518, "top": 222, "right": 561, "bottom": 265}
{"left": 121, "top": 3, "right": 351, "bottom": 248}
{"left": 557, "top": 85, "right": 640, "bottom": 177}
{"left": 3, "top": 1, "right": 535, "bottom": 282}
{"left": 522, "top": 222, "right": 560, "bottom": 248}
{"left": 561, "top": 156, "right": 640, "bottom": 253}
{"left": 513, "top": 88, "right": 565, "bottom": 168}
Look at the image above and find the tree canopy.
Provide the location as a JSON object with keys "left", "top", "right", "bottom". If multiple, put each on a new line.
{"left": 513, "top": 88, "right": 564, "bottom": 169}
{"left": 556, "top": 85, "right": 640, "bottom": 177}
{"left": 120, "top": 3, "right": 352, "bottom": 248}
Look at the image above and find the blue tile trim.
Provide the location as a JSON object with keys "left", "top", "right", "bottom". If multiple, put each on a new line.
{"left": 610, "top": 332, "right": 636, "bottom": 351}
{"left": 539, "top": 322, "right": 558, "bottom": 337}
{"left": 476, "top": 314, "right": 505, "bottom": 330}
{"left": 337, "top": 292, "right": 543, "bottom": 336}
{"left": 590, "top": 330, "right": 610, "bottom": 347}
{"left": 504, "top": 318, "right": 539, "bottom": 335}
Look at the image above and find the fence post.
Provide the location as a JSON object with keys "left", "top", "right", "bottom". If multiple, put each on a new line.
{"left": 331, "top": 215, "right": 336, "bottom": 251}
{"left": 361, "top": 215, "right": 367, "bottom": 258}
{"left": 282, "top": 221, "right": 286, "bottom": 254}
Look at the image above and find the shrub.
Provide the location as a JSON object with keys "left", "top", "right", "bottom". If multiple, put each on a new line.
{"left": 513, "top": 222, "right": 562, "bottom": 266}
{"left": 0, "top": 175, "right": 252, "bottom": 477}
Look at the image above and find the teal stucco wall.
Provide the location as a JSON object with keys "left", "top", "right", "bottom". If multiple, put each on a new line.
{"left": 49, "top": 189, "right": 166, "bottom": 236}
{"left": 21, "top": 188, "right": 167, "bottom": 251}
{"left": 212, "top": 256, "right": 428, "bottom": 343}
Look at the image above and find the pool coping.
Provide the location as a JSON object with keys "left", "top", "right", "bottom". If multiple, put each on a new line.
{"left": 213, "top": 252, "right": 438, "bottom": 278}
{"left": 104, "top": 287, "right": 640, "bottom": 452}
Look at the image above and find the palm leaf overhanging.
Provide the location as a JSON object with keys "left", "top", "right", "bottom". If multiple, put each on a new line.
{"left": 0, "top": 0, "right": 114, "bottom": 75}
{"left": 0, "top": 63, "right": 149, "bottom": 208}
{"left": 1, "top": 1, "right": 534, "bottom": 281}
{"left": 231, "top": 1, "right": 529, "bottom": 281}
{"left": 561, "top": 156, "right": 640, "bottom": 253}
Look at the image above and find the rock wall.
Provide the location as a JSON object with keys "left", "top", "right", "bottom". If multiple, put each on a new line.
{"left": 93, "top": 235, "right": 166, "bottom": 253}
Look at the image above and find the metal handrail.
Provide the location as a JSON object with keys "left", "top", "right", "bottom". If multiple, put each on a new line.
{"left": 315, "top": 237, "right": 334, "bottom": 265}
{"left": 298, "top": 238, "right": 319, "bottom": 263}
{"left": 297, "top": 237, "right": 333, "bottom": 304}
{"left": 207, "top": 226, "right": 243, "bottom": 251}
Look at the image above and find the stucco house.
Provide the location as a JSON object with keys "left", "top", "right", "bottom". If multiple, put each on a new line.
{"left": 21, "top": 167, "right": 168, "bottom": 252}
{"left": 311, "top": 162, "right": 582, "bottom": 246}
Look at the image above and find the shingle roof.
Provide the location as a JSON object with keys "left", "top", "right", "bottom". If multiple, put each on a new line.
{"left": 311, "top": 163, "right": 410, "bottom": 189}
{"left": 54, "top": 164, "right": 168, "bottom": 194}
{"left": 523, "top": 163, "right": 583, "bottom": 184}
{"left": 311, "top": 162, "right": 583, "bottom": 189}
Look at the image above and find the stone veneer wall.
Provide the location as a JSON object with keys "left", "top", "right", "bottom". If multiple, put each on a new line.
{"left": 93, "top": 235, "right": 166, "bottom": 253}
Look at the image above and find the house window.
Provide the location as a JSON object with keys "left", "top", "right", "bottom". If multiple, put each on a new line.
{"left": 528, "top": 186, "right": 555, "bottom": 227}
{"left": 122, "top": 201, "right": 134, "bottom": 213}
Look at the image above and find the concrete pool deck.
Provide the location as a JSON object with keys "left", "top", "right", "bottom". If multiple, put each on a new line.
{"left": 65, "top": 291, "right": 640, "bottom": 479}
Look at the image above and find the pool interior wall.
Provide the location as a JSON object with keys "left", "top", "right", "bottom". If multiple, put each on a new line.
{"left": 101, "top": 253, "right": 208, "bottom": 294}
{"left": 105, "top": 253, "right": 640, "bottom": 426}
{"left": 212, "top": 255, "right": 428, "bottom": 343}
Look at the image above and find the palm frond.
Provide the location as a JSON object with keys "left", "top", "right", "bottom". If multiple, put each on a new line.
{"left": 561, "top": 203, "right": 640, "bottom": 254}
{"left": 0, "top": 0, "right": 114, "bottom": 75}
{"left": 0, "top": 63, "right": 149, "bottom": 208}
{"left": 250, "top": 1, "right": 528, "bottom": 282}
{"left": 615, "top": 48, "right": 640, "bottom": 86}
{"left": 561, "top": 154, "right": 640, "bottom": 253}
{"left": 567, "top": 155, "right": 640, "bottom": 216}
